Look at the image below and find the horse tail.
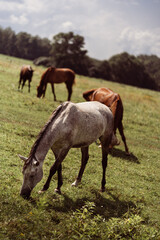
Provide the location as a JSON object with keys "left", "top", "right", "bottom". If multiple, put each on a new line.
{"left": 73, "top": 74, "right": 76, "bottom": 85}
{"left": 110, "top": 94, "right": 123, "bottom": 133}
{"left": 72, "top": 72, "right": 76, "bottom": 85}
{"left": 83, "top": 89, "right": 96, "bottom": 101}
{"left": 66, "top": 69, "right": 76, "bottom": 85}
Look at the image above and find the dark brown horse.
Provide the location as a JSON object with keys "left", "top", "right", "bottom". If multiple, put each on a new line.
{"left": 83, "top": 87, "right": 129, "bottom": 154}
{"left": 18, "top": 65, "right": 34, "bottom": 92}
{"left": 37, "top": 67, "right": 75, "bottom": 101}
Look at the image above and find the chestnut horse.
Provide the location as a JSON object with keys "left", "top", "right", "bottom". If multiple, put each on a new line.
{"left": 83, "top": 87, "right": 129, "bottom": 154}
{"left": 18, "top": 65, "right": 34, "bottom": 92}
{"left": 37, "top": 67, "right": 75, "bottom": 101}
{"left": 19, "top": 101, "right": 117, "bottom": 199}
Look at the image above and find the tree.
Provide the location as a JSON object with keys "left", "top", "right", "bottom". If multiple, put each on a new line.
{"left": 0, "top": 27, "right": 17, "bottom": 56}
{"left": 50, "top": 32, "right": 88, "bottom": 74}
{"left": 15, "top": 32, "right": 32, "bottom": 59}
{"left": 137, "top": 54, "right": 160, "bottom": 90}
{"left": 98, "top": 60, "right": 111, "bottom": 79}
{"left": 108, "top": 52, "right": 157, "bottom": 90}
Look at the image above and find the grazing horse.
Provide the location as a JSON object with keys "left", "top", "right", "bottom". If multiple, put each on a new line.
{"left": 83, "top": 87, "right": 129, "bottom": 154}
{"left": 37, "top": 67, "right": 75, "bottom": 101}
{"left": 19, "top": 101, "right": 116, "bottom": 199}
{"left": 18, "top": 65, "right": 34, "bottom": 92}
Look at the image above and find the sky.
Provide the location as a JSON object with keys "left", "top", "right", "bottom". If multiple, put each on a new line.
{"left": 0, "top": 0, "right": 160, "bottom": 60}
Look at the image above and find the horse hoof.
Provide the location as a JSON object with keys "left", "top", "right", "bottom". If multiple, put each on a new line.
{"left": 71, "top": 180, "right": 80, "bottom": 187}
{"left": 38, "top": 190, "right": 46, "bottom": 194}
{"left": 54, "top": 188, "right": 61, "bottom": 194}
{"left": 100, "top": 188, "right": 105, "bottom": 192}
{"left": 126, "top": 152, "right": 131, "bottom": 156}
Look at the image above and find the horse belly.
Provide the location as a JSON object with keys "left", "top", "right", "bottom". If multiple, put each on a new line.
{"left": 53, "top": 70, "right": 70, "bottom": 83}
{"left": 53, "top": 76, "right": 65, "bottom": 83}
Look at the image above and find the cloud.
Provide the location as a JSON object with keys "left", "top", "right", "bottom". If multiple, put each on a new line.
{"left": 23, "top": 0, "right": 46, "bottom": 13}
{"left": 108, "top": 0, "right": 139, "bottom": 5}
{"left": 119, "top": 27, "right": 160, "bottom": 56}
{"left": 0, "top": 0, "right": 22, "bottom": 11}
{"left": 61, "top": 21, "right": 74, "bottom": 30}
{"left": 10, "top": 14, "right": 28, "bottom": 25}
{"left": 0, "top": 0, "right": 160, "bottom": 59}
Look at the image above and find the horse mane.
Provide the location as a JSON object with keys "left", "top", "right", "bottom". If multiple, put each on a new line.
{"left": 39, "top": 67, "right": 56, "bottom": 87}
{"left": 23, "top": 103, "right": 63, "bottom": 170}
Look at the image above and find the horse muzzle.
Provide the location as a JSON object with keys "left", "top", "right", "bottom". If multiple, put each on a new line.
{"left": 20, "top": 188, "right": 31, "bottom": 199}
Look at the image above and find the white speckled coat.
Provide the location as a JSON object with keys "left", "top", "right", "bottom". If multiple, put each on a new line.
{"left": 19, "top": 101, "right": 115, "bottom": 198}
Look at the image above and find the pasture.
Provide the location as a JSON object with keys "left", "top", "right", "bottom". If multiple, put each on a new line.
{"left": 0, "top": 54, "right": 160, "bottom": 239}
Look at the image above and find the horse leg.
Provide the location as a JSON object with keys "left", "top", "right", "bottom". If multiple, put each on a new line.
{"left": 51, "top": 83, "right": 56, "bottom": 101}
{"left": 118, "top": 121, "right": 129, "bottom": 154}
{"left": 55, "top": 163, "right": 63, "bottom": 194}
{"left": 65, "top": 82, "right": 72, "bottom": 101}
{"left": 99, "top": 135, "right": 112, "bottom": 192}
{"left": 21, "top": 79, "right": 26, "bottom": 91}
{"left": 72, "top": 146, "right": 89, "bottom": 187}
{"left": 28, "top": 80, "right": 31, "bottom": 93}
{"left": 39, "top": 149, "right": 69, "bottom": 194}
{"left": 18, "top": 77, "right": 22, "bottom": 90}
{"left": 42, "top": 84, "right": 47, "bottom": 98}
{"left": 101, "top": 146, "right": 109, "bottom": 192}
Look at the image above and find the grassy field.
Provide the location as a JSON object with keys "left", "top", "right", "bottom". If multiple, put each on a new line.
{"left": 0, "top": 54, "right": 160, "bottom": 239}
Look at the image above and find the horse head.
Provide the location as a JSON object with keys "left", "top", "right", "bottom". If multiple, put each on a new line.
{"left": 83, "top": 89, "right": 96, "bottom": 101}
{"left": 37, "top": 85, "right": 45, "bottom": 98}
{"left": 19, "top": 154, "right": 43, "bottom": 199}
{"left": 50, "top": 66, "right": 56, "bottom": 72}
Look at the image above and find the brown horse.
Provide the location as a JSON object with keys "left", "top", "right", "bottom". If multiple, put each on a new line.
{"left": 18, "top": 65, "right": 34, "bottom": 92}
{"left": 83, "top": 87, "right": 129, "bottom": 154}
{"left": 37, "top": 67, "right": 75, "bottom": 101}
{"left": 19, "top": 101, "right": 116, "bottom": 198}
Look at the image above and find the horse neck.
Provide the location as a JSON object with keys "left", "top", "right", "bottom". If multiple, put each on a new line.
{"left": 30, "top": 103, "right": 66, "bottom": 163}
{"left": 39, "top": 69, "right": 50, "bottom": 87}
{"left": 35, "top": 127, "right": 54, "bottom": 162}
{"left": 39, "top": 76, "right": 45, "bottom": 88}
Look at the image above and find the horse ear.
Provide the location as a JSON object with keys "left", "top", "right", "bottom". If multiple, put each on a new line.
{"left": 18, "top": 154, "right": 27, "bottom": 162}
{"left": 51, "top": 66, "right": 55, "bottom": 72}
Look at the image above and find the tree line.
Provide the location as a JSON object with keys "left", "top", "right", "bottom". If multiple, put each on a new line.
{"left": 0, "top": 26, "right": 51, "bottom": 60}
{"left": 0, "top": 26, "right": 159, "bottom": 91}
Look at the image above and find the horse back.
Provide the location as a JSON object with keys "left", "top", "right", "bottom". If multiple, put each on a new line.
{"left": 52, "top": 101, "right": 113, "bottom": 149}
{"left": 20, "top": 65, "right": 33, "bottom": 80}
{"left": 83, "top": 87, "right": 124, "bottom": 132}
{"left": 41, "top": 67, "right": 75, "bottom": 84}
{"left": 95, "top": 88, "right": 123, "bottom": 126}
{"left": 55, "top": 68, "right": 75, "bottom": 84}
{"left": 73, "top": 102, "right": 113, "bottom": 146}
{"left": 83, "top": 87, "right": 123, "bottom": 116}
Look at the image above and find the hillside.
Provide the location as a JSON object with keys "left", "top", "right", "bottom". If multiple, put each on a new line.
{"left": 0, "top": 54, "right": 160, "bottom": 239}
{"left": 0, "top": 27, "right": 159, "bottom": 91}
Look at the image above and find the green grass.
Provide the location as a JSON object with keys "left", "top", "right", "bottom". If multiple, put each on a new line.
{"left": 0, "top": 54, "right": 160, "bottom": 239}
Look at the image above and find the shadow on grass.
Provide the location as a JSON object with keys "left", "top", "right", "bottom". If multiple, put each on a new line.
{"left": 92, "top": 189, "right": 137, "bottom": 219}
{"left": 43, "top": 189, "right": 138, "bottom": 220}
{"left": 110, "top": 148, "right": 140, "bottom": 164}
